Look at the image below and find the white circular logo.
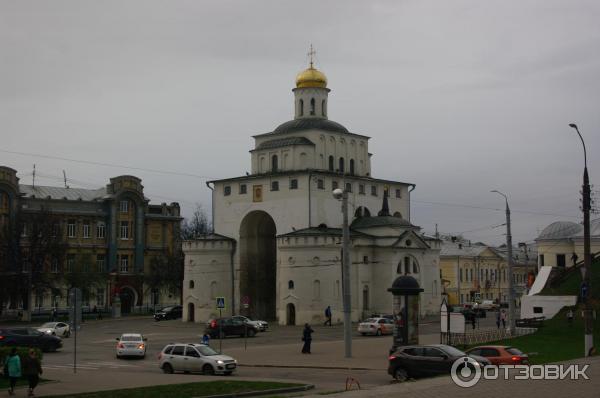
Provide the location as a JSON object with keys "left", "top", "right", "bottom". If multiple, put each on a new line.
{"left": 451, "top": 356, "right": 482, "bottom": 388}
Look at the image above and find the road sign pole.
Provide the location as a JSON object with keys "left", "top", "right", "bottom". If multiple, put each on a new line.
{"left": 73, "top": 291, "right": 77, "bottom": 374}
{"left": 219, "top": 308, "right": 222, "bottom": 354}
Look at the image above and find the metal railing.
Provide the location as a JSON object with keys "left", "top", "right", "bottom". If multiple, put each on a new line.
{"left": 441, "top": 327, "right": 537, "bottom": 346}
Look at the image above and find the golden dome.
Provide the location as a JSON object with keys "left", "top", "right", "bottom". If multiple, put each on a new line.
{"left": 295, "top": 67, "right": 328, "bottom": 88}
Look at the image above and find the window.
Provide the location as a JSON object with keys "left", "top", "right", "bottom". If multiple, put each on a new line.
{"left": 224, "top": 186, "right": 231, "bottom": 196}
{"left": 185, "top": 347, "right": 200, "bottom": 357}
{"left": 363, "top": 256, "right": 368, "bottom": 264}
{"left": 539, "top": 254, "right": 544, "bottom": 267}
{"left": 310, "top": 98, "right": 315, "bottom": 115}
{"left": 345, "top": 182, "right": 352, "bottom": 192}
{"left": 83, "top": 222, "right": 90, "bottom": 238}
{"left": 288, "top": 280, "right": 294, "bottom": 290}
{"left": 371, "top": 185, "right": 377, "bottom": 196}
{"left": 359, "top": 184, "right": 365, "bottom": 195}
{"left": 271, "top": 181, "right": 279, "bottom": 191}
{"left": 119, "top": 255, "right": 129, "bottom": 273}
{"left": 533, "top": 306, "right": 543, "bottom": 314}
{"left": 395, "top": 189, "right": 402, "bottom": 198}
{"left": 189, "top": 280, "right": 195, "bottom": 289}
{"left": 120, "top": 221, "right": 129, "bottom": 240}
{"left": 171, "top": 346, "right": 185, "bottom": 356}
{"left": 460, "top": 269, "right": 463, "bottom": 282}
{"left": 35, "top": 291, "right": 44, "bottom": 308}
{"left": 20, "top": 223, "right": 27, "bottom": 237}
{"left": 51, "top": 223, "right": 59, "bottom": 237}
{"left": 67, "top": 220, "right": 76, "bottom": 238}
{"left": 96, "top": 288, "right": 105, "bottom": 306}
{"left": 328, "top": 156, "right": 334, "bottom": 171}
{"left": 338, "top": 157, "right": 345, "bottom": 173}
{"left": 51, "top": 258, "right": 59, "bottom": 273}
{"left": 317, "top": 179, "right": 324, "bottom": 189}
{"left": 96, "top": 254, "right": 105, "bottom": 272}
{"left": 239, "top": 184, "right": 247, "bottom": 194}
{"left": 290, "top": 179, "right": 298, "bottom": 189}
{"left": 67, "top": 254, "right": 75, "bottom": 272}
{"left": 299, "top": 99, "right": 304, "bottom": 116}
{"left": 349, "top": 159, "right": 355, "bottom": 175}
{"left": 470, "top": 269, "right": 473, "bottom": 281}
{"left": 119, "top": 200, "right": 129, "bottom": 213}
{"left": 322, "top": 99, "right": 326, "bottom": 116}
{"left": 272, "top": 155, "right": 278, "bottom": 172}
{"left": 404, "top": 257, "right": 410, "bottom": 274}
{"left": 556, "top": 254, "right": 566, "bottom": 268}
{"left": 96, "top": 222, "right": 106, "bottom": 239}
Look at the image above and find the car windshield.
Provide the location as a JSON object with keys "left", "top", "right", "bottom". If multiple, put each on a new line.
{"left": 363, "top": 318, "right": 378, "bottom": 323}
{"left": 40, "top": 323, "right": 57, "bottom": 328}
{"left": 197, "top": 346, "right": 218, "bottom": 356}
{"left": 121, "top": 335, "right": 142, "bottom": 341}
{"left": 440, "top": 345, "right": 466, "bottom": 357}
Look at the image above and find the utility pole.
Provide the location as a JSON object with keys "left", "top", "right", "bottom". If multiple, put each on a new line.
{"left": 569, "top": 123, "right": 594, "bottom": 357}
{"left": 341, "top": 190, "right": 352, "bottom": 358}
{"left": 492, "top": 190, "right": 515, "bottom": 335}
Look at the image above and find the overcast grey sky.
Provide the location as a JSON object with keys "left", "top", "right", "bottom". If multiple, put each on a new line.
{"left": 1, "top": 0, "right": 599, "bottom": 245}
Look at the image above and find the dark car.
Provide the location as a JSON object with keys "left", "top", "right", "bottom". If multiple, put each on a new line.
{"left": 154, "top": 305, "right": 183, "bottom": 321}
{"left": 387, "top": 344, "right": 490, "bottom": 381}
{"left": 205, "top": 317, "right": 259, "bottom": 339}
{"left": 0, "top": 327, "right": 63, "bottom": 352}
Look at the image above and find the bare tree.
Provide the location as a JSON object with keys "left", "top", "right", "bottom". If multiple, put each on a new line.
{"left": 180, "top": 204, "right": 212, "bottom": 240}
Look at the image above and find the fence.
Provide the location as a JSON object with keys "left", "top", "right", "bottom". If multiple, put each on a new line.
{"left": 441, "top": 327, "right": 537, "bottom": 347}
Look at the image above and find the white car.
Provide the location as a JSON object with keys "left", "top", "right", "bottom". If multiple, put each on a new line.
{"left": 357, "top": 317, "right": 394, "bottom": 336}
{"left": 158, "top": 343, "right": 237, "bottom": 375}
{"left": 231, "top": 315, "right": 269, "bottom": 332}
{"left": 116, "top": 333, "right": 147, "bottom": 358}
{"left": 37, "top": 322, "right": 71, "bottom": 338}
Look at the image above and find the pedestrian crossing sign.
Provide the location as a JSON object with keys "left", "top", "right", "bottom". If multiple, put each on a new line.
{"left": 216, "top": 297, "right": 226, "bottom": 309}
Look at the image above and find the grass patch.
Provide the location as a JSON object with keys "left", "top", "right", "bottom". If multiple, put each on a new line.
{"left": 49, "top": 381, "right": 304, "bottom": 398}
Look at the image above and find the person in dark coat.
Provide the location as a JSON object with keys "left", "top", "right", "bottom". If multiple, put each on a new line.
{"left": 22, "top": 349, "right": 43, "bottom": 397}
{"left": 324, "top": 306, "right": 332, "bottom": 326}
{"left": 301, "top": 323, "right": 314, "bottom": 354}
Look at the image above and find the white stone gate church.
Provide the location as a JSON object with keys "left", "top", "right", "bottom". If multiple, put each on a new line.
{"left": 183, "top": 59, "right": 441, "bottom": 325}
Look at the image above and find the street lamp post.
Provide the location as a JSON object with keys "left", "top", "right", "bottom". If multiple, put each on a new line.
{"left": 569, "top": 123, "right": 594, "bottom": 357}
{"left": 333, "top": 188, "right": 352, "bottom": 358}
{"left": 491, "top": 190, "right": 516, "bottom": 335}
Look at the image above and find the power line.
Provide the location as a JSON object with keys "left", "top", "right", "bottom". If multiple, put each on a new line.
{"left": 0, "top": 149, "right": 215, "bottom": 180}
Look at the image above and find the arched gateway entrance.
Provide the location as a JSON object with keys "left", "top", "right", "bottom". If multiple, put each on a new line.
{"left": 239, "top": 211, "right": 276, "bottom": 320}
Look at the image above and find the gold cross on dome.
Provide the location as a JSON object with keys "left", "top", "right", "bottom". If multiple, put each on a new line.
{"left": 307, "top": 44, "right": 316, "bottom": 68}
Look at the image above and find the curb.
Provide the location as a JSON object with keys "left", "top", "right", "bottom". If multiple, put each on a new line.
{"left": 239, "top": 363, "right": 382, "bottom": 371}
{"left": 194, "top": 384, "right": 314, "bottom": 398}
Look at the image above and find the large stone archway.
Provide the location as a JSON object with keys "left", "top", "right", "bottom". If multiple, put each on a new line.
{"left": 239, "top": 211, "right": 276, "bottom": 320}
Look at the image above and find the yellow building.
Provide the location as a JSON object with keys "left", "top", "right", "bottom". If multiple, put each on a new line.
{"left": 440, "top": 240, "right": 533, "bottom": 306}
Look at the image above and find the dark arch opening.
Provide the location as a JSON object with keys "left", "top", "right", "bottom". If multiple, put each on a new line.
{"left": 339, "top": 157, "right": 345, "bottom": 173}
{"left": 354, "top": 206, "right": 371, "bottom": 218}
{"left": 299, "top": 99, "right": 304, "bottom": 116}
{"left": 272, "top": 155, "right": 278, "bottom": 172}
{"left": 349, "top": 159, "right": 355, "bottom": 175}
{"left": 310, "top": 98, "right": 316, "bottom": 115}
{"left": 286, "top": 303, "right": 296, "bottom": 325}
{"left": 239, "top": 211, "right": 277, "bottom": 320}
{"left": 328, "top": 156, "right": 334, "bottom": 171}
{"left": 322, "top": 99, "right": 326, "bottom": 116}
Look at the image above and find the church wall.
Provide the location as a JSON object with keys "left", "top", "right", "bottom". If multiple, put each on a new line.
{"left": 182, "top": 240, "right": 234, "bottom": 322}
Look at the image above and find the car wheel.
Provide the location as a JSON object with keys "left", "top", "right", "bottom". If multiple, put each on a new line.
{"left": 247, "top": 329, "right": 256, "bottom": 338}
{"left": 162, "top": 363, "right": 174, "bottom": 374}
{"left": 394, "top": 367, "right": 408, "bottom": 382}
{"left": 376, "top": 329, "right": 382, "bottom": 336}
{"left": 203, "top": 364, "right": 215, "bottom": 375}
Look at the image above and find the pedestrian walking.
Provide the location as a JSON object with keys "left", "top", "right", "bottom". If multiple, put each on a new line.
{"left": 4, "top": 347, "right": 21, "bottom": 396}
{"left": 567, "top": 308, "right": 574, "bottom": 325}
{"left": 324, "top": 305, "right": 332, "bottom": 326}
{"left": 501, "top": 309, "right": 507, "bottom": 329}
{"left": 51, "top": 307, "right": 57, "bottom": 322}
{"left": 97, "top": 307, "right": 103, "bottom": 320}
{"left": 22, "top": 349, "right": 42, "bottom": 397}
{"left": 92, "top": 305, "right": 98, "bottom": 320}
{"left": 496, "top": 310, "right": 501, "bottom": 329}
{"left": 202, "top": 333, "right": 210, "bottom": 346}
{"left": 470, "top": 311, "right": 476, "bottom": 330}
{"left": 301, "top": 323, "right": 314, "bottom": 354}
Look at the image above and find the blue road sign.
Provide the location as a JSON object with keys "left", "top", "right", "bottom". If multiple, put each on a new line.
{"left": 216, "top": 297, "right": 226, "bottom": 309}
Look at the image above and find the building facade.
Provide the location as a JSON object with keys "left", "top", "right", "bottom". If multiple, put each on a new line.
{"left": 0, "top": 166, "right": 182, "bottom": 317}
{"left": 535, "top": 220, "right": 600, "bottom": 268}
{"left": 183, "top": 61, "right": 442, "bottom": 325}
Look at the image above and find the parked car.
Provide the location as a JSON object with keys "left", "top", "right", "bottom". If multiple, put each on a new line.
{"left": 358, "top": 317, "right": 394, "bottom": 336}
{"left": 0, "top": 327, "right": 63, "bottom": 352}
{"left": 387, "top": 344, "right": 490, "bottom": 381}
{"left": 158, "top": 343, "right": 237, "bottom": 375}
{"left": 231, "top": 315, "right": 268, "bottom": 332}
{"left": 479, "top": 300, "right": 499, "bottom": 311}
{"left": 465, "top": 345, "right": 529, "bottom": 365}
{"left": 37, "top": 322, "right": 71, "bottom": 338}
{"left": 205, "top": 317, "right": 259, "bottom": 339}
{"left": 116, "top": 333, "right": 147, "bottom": 359}
{"left": 154, "top": 305, "right": 182, "bottom": 321}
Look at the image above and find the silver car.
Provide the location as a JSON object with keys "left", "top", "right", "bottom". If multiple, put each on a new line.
{"left": 37, "top": 322, "right": 71, "bottom": 338}
{"left": 158, "top": 343, "right": 237, "bottom": 375}
{"left": 116, "top": 333, "right": 147, "bottom": 358}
